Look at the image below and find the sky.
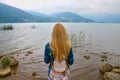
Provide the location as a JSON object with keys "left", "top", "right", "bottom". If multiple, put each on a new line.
{"left": 0, "top": 0, "right": 120, "bottom": 15}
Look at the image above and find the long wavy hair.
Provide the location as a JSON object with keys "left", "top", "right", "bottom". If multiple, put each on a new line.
{"left": 50, "top": 23, "right": 71, "bottom": 61}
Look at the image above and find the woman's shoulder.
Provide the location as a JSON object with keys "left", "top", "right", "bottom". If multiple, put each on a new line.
{"left": 45, "top": 42, "right": 50, "bottom": 49}
{"left": 45, "top": 42, "right": 49, "bottom": 46}
{"left": 70, "top": 46, "right": 72, "bottom": 49}
{"left": 45, "top": 43, "right": 53, "bottom": 57}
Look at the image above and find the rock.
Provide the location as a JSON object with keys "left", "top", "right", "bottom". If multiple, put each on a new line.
{"left": 101, "top": 59, "right": 107, "bottom": 62}
{"left": 10, "top": 56, "right": 14, "bottom": 58}
{"left": 16, "top": 54, "right": 19, "bottom": 56}
{"left": 22, "top": 57, "right": 25, "bottom": 59}
{"left": 84, "top": 55, "right": 90, "bottom": 60}
{"left": 10, "top": 66, "right": 18, "bottom": 75}
{"left": 99, "top": 63, "right": 113, "bottom": 74}
{"left": 0, "top": 56, "right": 18, "bottom": 67}
{"left": 0, "top": 56, "right": 19, "bottom": 76}
{"left": 101, "top": 59, "right": 105, "bottom": 62}
{"left": 0, "top": 55, "right": 4, "bottom": 59}
{"left": 104, "top": 58, "right": 107, "bottom": 61}
{"left": 32, "top": 72, "right": 37, "bottom": 76}
{"left": 0, "top": 56, "right": 7, "bottom": 61}
{"left": 9, "top": 58, "right": 18, "bottom": 66}
{"left": 112, "top": 68, "right": 120, "bottom": 74}
{"left": 0, "top": 56, "right": 10, "bottom": 68}
{"left": 101, "top": 55, "right": 107, "bottom": 58}
{"left": 102, "top": 52, "right": 108, "bottom": 54}
{"left": 0, "top": 66, "right": 11, "bottom": 76}
{"left": 104, "top": 72, "right": 120, "bottom": 80}
{"left": 11, "top": 70, "right": 16, "bottom": 74}
{"left": 27, "top": 51, "right": 33, "bottom": 54}
{"left": 25, "top": 54, "right": 29, "bottom": 56}
{"left": 31, "top": 26, "right": 36, "bottom": 29}
{"left": 91, "top": 52, "right": 95, "bottom": 54}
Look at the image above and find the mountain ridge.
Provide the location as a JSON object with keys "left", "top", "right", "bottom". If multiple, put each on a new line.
{"left": 0, "top": 3, "right": 93, "bottom": 23}
{"left": 0, "top": 3, "right": 37, "bottom": 22}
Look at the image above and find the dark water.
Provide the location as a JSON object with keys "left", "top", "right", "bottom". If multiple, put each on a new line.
{"left": 0, "top": 23, "right": 120, "bottom": 55}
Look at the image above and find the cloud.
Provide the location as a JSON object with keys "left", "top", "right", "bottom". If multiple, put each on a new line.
{"left": 0, "top": 0, "right": 120, "bottom": 15}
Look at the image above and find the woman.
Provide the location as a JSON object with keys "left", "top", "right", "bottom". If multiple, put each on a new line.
{"left": 44, "top": 23, "right": 74, "bottom": 80}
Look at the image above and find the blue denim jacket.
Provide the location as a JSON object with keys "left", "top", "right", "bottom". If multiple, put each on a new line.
{"left": 44, "top": 43, "right": 74, "bottom": 76}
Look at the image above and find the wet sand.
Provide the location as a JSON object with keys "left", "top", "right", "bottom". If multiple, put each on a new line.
{"left": 0, "top": 46, "right": 120, "bottom": 80}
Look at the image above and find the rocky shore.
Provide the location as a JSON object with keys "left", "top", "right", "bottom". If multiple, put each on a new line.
{"left": 0, "top": 55, "right": 18, "bottom": 78}
{"left": 99, "top": 63, "right": 120, "bottom": 80}
{"left": 0, "top": 46, "right": 120, "bottom": 80}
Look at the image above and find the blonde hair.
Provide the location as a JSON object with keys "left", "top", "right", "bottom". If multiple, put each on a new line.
{"left": 50, "top": 23, "right": 71, "bottom": 61}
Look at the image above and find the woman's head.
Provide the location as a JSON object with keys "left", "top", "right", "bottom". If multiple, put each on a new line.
{"left": 50, "top": 23, "right": 71, "bottom": 61}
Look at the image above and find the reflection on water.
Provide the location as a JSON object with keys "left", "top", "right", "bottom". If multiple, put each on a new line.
{"left": 0, "top": 23, "right": 120, "bottom": 55}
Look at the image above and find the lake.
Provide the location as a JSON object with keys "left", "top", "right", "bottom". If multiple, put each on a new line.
{"left": 0, "top": 23, "right": 120, "bottom": 55}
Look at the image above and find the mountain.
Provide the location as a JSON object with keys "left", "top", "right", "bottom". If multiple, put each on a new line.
{"left": 27, "top": 11, "right": 51, "bottom": 21}
{"left": 84, "top": 14, "right": 120, "bottom": 23}
{"left": 0, "top": 3, "right": 51, "bottom": 22}
{"left": 1, "top": 3, "right": 120, "bottom": 23}
{"left": 0, "top": 3, "right": 94, "bottom": 23}
{"left": 99, "top": 15, "right": 120, "bottom": 23}
{"left": 50, "top": 12, "right": 94, "bottom": 22}
{"left": 27, "top": 11, "right": 94, "bottom": 22}
{"left": 27, "top": 11, "right": 48, "bottom": 17}
{"left": 0, "top": 3, "right": 36, "bottom": 22}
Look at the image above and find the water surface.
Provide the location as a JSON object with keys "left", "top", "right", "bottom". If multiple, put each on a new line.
{"left": 0, "top": 23, "right": 120, "bottom": 55}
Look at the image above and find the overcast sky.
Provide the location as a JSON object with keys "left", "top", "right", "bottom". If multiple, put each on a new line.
{"left": 0, "top": 0, "right": 120, "bottom": 15}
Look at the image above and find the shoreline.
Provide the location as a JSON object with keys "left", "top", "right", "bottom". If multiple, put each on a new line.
{"left": 0, "top": 46, "right": 120, "bottom": 80}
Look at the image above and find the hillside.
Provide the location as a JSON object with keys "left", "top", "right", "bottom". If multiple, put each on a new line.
{"left": 0, "top": 3, "right": 51, "bottom": 22}
{"left": 27, "top": 11, "right": 94, "bottom": 22}
{"left": 50, "top": 12, "right": 94, "bottom": 22}
{"left": 0, "top": 3, "right": 94, "bottom": 23}
{"left": 0, "top": 3, "right": 37, "bottom": 22}
{"left": 84, "top": 14, "right": 120, "bottom": 23}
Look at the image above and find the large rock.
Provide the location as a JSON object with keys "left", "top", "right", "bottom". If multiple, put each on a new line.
{"left": 9, "top": 57, "right": 18, "bottom": 66}
{"left": 0, "top": 56, "right": 18, "bottom": 66}
{"left": 32, "top": 72, "right": 37, "bottom": 76}
{"left": 0, "top": 66, "right": 11, "bottom": 76}
{"left": 0, "top": 55, "right": 3, "bottom": 59}
{"left": 99, "top": 63, "right": 113, "bottom": 74}
{"left": 104, "top": 72, "right": 120, "bottom": 80}
{"left": 27, "top": 51, "right": 33, "bottom": 54}
{"left": 0, "top": 56, "right": 8, "bottom": 61}
{"left": 0, "top": 56, "right": 10, "bottom": 68}
{"left": 112, "top": 68, "right": 120, "bottom": 74}
{"left": 0, "top": 56, "right": 18, "bottom": 77}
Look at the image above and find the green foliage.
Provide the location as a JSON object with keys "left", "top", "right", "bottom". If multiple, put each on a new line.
{"left": 114, "top": 66, "right": 120, "bottom": 69}
{"left": 79, "top": 31, "right": 85, "bottom": 46}
{"left": 0, "top": 25, "right": 13, "bottom": 30}
{"left": 114, "top": 57, "right": 120, "bottom": 69}
{"left": 1, "top": 58, "right": 10, "bottom": 67}
{"left": 70, "top": 32, "right": 77, "bottom": 45}
{"left": 70, "top": 31, "right": 85, "bottom": 47}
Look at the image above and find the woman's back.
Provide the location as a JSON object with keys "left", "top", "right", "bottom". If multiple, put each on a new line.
{"left": 49, "top": 23, "right": 71, "bottom": 61}
{"left": 44, "top": 23, "right": 74, "bottom": 80}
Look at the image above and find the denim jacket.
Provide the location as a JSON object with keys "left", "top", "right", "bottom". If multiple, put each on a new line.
{"left": 44, "top": 43, "right": 74, "bottom": 76}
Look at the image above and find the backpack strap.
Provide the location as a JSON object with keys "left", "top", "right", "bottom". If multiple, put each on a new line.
{"left": 47, "top": 43, "right": 54, "bottom": 66}
{"left": 49, "top": 52, "right": 54, "bottom": 66}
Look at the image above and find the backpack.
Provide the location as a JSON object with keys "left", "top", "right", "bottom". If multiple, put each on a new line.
{"left": 50, "top": 60, "right": 70, "bottom": 80}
